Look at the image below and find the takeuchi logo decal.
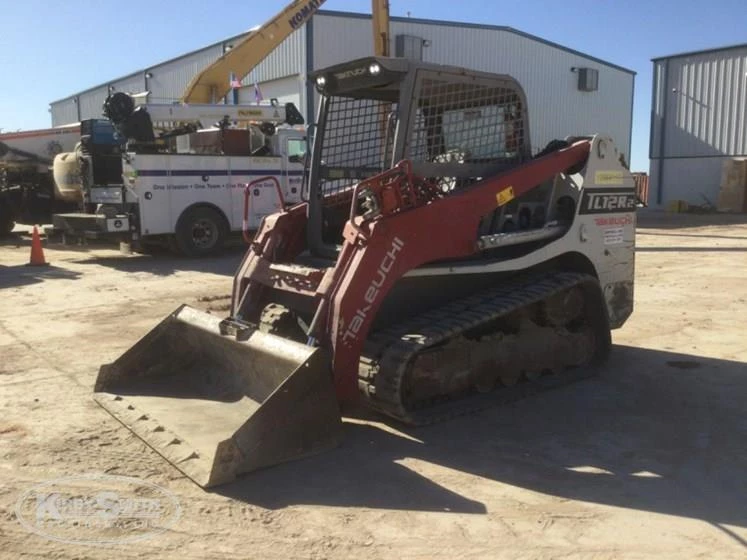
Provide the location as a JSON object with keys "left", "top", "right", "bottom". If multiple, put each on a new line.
{"left": 342, "top": 236, "right": 405, "bottom": 343}
{"left": 15, "top": 473, "right": 181, "bottom": 546}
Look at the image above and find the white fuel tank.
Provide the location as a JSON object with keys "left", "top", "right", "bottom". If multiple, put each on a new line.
{"left": 52, "top": 147, "right": 83, "bottom": 203}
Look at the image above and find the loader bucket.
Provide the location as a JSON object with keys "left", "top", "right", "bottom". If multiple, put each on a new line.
{"left": 93, "top": 305, "right": 342, "bottom": 488}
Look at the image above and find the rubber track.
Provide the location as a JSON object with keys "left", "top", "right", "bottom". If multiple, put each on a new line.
{"left": 358, "top": 271, "right": 600, "bottom": 425}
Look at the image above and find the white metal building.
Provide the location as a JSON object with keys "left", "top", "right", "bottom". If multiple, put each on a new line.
{"left": 50, "top": 10, "right": 634, "bottom": 159}
{"left": 650, "top": 43, "right": 747, "bottom": 206}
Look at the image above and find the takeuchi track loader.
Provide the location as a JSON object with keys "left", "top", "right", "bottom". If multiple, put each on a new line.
{"left": 94, "top": 57, "right": 636, "bottom": 488}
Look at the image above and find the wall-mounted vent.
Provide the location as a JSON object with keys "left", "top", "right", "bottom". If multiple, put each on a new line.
{"left": 395, "top": 35, "right": 425, "bottom": 61}
{"left": 577, "top": 68, "right": 599, "bottom": 92}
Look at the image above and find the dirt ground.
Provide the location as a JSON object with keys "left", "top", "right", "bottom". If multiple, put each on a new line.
{"left": 1, "top": 213, "right": 746, "bottom": 559}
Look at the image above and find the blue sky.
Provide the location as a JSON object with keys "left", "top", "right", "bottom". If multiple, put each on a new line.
{"left": 1, "top": 0, "right": 745, "bottom": 171}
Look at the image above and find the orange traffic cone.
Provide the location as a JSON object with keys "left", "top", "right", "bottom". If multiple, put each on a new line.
{"left": 27, "top": 225, "right": 48, "bottom": 266}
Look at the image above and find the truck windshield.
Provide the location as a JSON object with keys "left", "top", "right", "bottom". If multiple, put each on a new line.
{"left": 287, "top": 138, "right": 307, "bottom": 162}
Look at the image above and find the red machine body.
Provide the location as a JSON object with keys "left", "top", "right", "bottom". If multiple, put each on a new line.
{"left": 232, "top": 139, "right": 591, "bottom": 400}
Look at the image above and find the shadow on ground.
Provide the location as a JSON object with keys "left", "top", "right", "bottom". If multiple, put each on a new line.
{"left": 68, "top": 250, "right": 244, "bottom": 277}
{"left": 216, "top": 345, "right": 747, "bottom": 540}
{"left": 2, "top": 230, "right": 246, "bottom": 277}
{"left": 0, "top": 232, "right": 32, "bottom": 249}
{"left": 60, "top": 238, "right": 246, "bottom": 276}
{"left": 0, "top": 264, "right": 82, "bottom": 288}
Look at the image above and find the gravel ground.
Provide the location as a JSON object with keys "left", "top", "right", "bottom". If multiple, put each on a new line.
{"left": 1, "top": 212, "right": 746, "bottom": 559}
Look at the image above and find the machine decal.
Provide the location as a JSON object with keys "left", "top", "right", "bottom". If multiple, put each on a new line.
{"left": 342, "top": 236, "right": 405, "bottom": 343}
{"left": 594, "top": 215, "right": 633, "bottom": 227}
{"left": 579, "top": 188, "right": 637, "bottom": 215}
{"left": 594, "top": 170, "right": 624, "bottom": 185}
{"left": 136, "top": 169, "right": 303, "bottom": 177}
{"left": 237, "top": 109, "right": 265, "bottom": 118}
{"left": 496, "top": 186, "right": 515, "bottom": 206}
{"left": 288, "top": 0, "right": 326, "bottom": 29}
{"left": 602, "top": 227, "right": 624, "bottom": 245}
{"left": 106, "top": 218, "right": 128, "bottom": 231}
{"left": 334, "top": 67, "right": 368, "bottom": 80}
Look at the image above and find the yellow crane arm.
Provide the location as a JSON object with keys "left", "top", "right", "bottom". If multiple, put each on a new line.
{"left": 182, "top": 0, "right": 327, "bottom": 103}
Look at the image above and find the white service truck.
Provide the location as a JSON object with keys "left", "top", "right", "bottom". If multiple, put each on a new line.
{"left": 53, "top": 93, "right": 307, "bottom": 256}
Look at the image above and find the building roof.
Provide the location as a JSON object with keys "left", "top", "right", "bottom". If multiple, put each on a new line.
{"left": 51, "top": 9, "right": 635, "bottom": 105}
{"left": 652, "top": 42, "right": 747, "bottom": 62}
{"left": 323, "top": 10, "right": 635, "bottom": 75}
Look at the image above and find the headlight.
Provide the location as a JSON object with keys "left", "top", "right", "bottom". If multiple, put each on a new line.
{"left": 316, "top": 76, "right": 326, "bottom": 87}
{"left": 368, "top": 63, "right": 381, "bottom": 76}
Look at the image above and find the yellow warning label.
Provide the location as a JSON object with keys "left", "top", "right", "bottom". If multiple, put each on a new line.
{"left": 595, "top": 170, "right": 624, "bottom": 185}
{"left": 496, "top": 186, "right": 515, "bottom": 206}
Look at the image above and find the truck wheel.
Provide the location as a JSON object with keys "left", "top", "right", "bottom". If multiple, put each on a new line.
{"left": 174, "top": 206, "right": 227, "bottom": 257}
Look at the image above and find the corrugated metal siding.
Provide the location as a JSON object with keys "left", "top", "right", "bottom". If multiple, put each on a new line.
{"left": 651, "top": 46, "right": 747, "bottom": 158}
{"left": 51, "top": 98, "right": 78, "bottom": 127}
{"left": 78, "top": 85, "right": 110, "bottom": 121}
{"left": 146, "top": 44, "right": 226, "bottom": 103}
{"left": 312, "top": 15, "right": 373, "bottom": 66}
{"left": 650, "top": 157, "right": 725, "bottom": 204}
{"left": 240, "top": 27, "right": 306, "bottom": 85}
{"left": 238, "top": 75, "right": 302, "bottom": 107}
{"left": 649, "top": 61, "right": 666, "bottom": 157}
{"left": 112, "top": 72, "right": 146, "bottom": 96}
{"left": 313, "top": 14, "right": 633, "bottom": 158}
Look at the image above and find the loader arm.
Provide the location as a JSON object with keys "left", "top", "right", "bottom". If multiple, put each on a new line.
{"left": 322, "top": 140, "right": 592, "bottom": 398}
{"left": 182, "top": 0, "right": 327, "bottom": 103}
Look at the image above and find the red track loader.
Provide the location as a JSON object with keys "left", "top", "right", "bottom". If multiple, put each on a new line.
{"left": 94, "top": 57, "right": 636, "bottom": 487}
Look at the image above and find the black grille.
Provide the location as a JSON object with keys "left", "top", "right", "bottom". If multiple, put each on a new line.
{"left": 409, "top": 78, "right": 525, "bottom": 192}
{"left": 318, "top": 97, "right": 396, "bottom": 202}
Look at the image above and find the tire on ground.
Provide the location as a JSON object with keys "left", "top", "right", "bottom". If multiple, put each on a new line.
{"left": 134, "top": 239, "right": 162, "bottom": 255}
{"left": 173, "top": 206, "right": 228, "bottom": 257}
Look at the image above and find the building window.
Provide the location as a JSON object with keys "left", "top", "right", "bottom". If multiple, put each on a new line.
{"left": 395, "top": 35, "right": 425, "bottom": 61}
{"left": 577, "top": 68, "right": 599, "bottom": 92}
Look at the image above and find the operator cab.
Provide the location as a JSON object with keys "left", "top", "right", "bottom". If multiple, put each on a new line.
{"left": 306, "top": 57, "right": 533, "bottom": 258}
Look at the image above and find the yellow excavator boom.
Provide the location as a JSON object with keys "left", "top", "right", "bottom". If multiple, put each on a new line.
{"left": 371, "top": 0, "right": 390, "bottom": 56}
{"left": 182, "top": 1, "right": 391, "bottom": 104}
{"left": 182, "top": 0, "right": 327, "bottom": 103}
